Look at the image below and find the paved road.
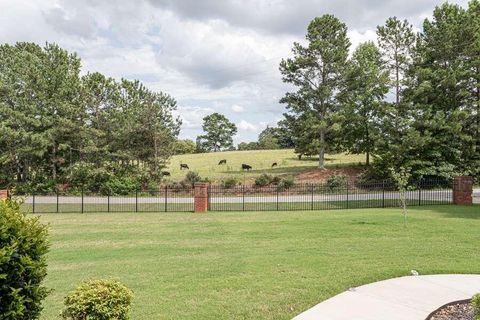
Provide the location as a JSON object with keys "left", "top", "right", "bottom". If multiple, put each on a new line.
{"left": 294, "top": 274, "right": 480, "bottom": 320}
{"left": 22, "top": 190, "right": 453, "bottom": 204}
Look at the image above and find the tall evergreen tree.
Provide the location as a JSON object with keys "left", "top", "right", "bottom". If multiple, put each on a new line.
{"left": 339, "top": 42, "right": 389, "bottom": 165}
{"left": 403, "top": 2, "right": 476, "bottom": 178}
{"left": 376, "top": 17, "right": 416, "bottom": 110}
{"left": 280, "top": 15, "right": 350, "bottom": 168}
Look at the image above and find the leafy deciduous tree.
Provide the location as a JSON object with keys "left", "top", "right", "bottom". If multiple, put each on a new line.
{"left": 197, "top": 113, "right": 237, "bottom": 152}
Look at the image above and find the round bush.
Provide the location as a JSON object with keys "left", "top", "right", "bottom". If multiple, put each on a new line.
{"left": 326, "top": 175, "right": 348, "bottom": 191}
{"left": 61, "top": 279, "right": 133, "bottom": 320}
{"left": 0, "top": 199, "right": 50, "bottom": 320}
{"left": 222, "top": 177, "right": 240, "bottom": 189}
{"left": 277, "top": 176, "right": 295, "bottom": 191}
{"left": 254, "top": 174, "right": 274, "bottom": 187}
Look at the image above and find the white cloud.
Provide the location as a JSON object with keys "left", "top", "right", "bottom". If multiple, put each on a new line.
{"left": 238, "top": 120, "right": 260, "bottom": 132}
{"left": 231, "top": 104, "right": 245, "bottom": 113}
{"left": 173, "top": 106, "right": 213, "bottom": 129}
{"left": 0, "top": 0, "right": 470, "bottom": 143}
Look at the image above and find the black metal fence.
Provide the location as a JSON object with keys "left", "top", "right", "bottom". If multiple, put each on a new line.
{"left": 15, "top": 178, "right": 453, "bottom": 213}
{"left": 18, "top": 187, "right": 195, "bottom": 213}
{"left": 208, "top": 179, "right": 453, "bottom": 211}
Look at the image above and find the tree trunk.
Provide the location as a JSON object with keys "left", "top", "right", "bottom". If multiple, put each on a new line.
{"left": 318, "top": 128, "right": 325, "bottom": 169}
{"left": 153, "top": 135, "right": 158, "bottom": 173}
{"left": 52, "top": 144, "right": 57, "bottom": 180}
{"left": 395, "top": 64, "right": 400, "bottom": 107}
{"left": 476, "top": 66, "right": 479, "bottom": 152}
{"left": 365, "top": 118, "right": 370, "bottom": 166}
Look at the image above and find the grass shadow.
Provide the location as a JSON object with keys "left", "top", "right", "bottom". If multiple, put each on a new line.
{"left": 411, "top": 204, "right": 480, "bottom": 219}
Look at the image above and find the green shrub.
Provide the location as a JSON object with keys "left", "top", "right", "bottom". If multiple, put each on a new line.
{"left": 0, "top": 199, "right": 50, "bottom": 320}
{"left": 254, "top": 174, "right": 274, "bottom": 187}
{"left": 326, "top": 175, "right": 348, "bottom": 191}
{"left": 98, "top": 176, "right": 138, "bottom": 196}
{"left": 473, "top": 293, "right": 480, "bottom": 320}
{"left": 271, "top": 176, "right": 281, "bottom": 185}
{"left": 277, "top": 176, "right": 295, "bottom": 191}
{"left": 222, "top": 177, "right": 240, "bottom": 189}
{"left": 61, "top": 279, "right": 133, "bottom": 320}
{"left": 183, "top": 171, "right": 202, "bottom": 187}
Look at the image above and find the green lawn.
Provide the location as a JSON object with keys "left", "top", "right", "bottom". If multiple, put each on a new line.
{"left": 167, "top": 149, "right": 365, "bottom": 183}
{"left": 38, "top": 205, "right": 480, "bottom": 319}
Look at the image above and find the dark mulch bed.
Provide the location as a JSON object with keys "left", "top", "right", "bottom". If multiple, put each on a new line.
{"left": 428, "top": 301, "right": 475, "bottom": 320}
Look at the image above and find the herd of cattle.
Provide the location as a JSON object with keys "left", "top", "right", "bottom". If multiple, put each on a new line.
{"left": 161, "top": 160, "right": 278, "bottom": 177}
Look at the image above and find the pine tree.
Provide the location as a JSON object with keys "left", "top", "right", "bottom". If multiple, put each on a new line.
{"left": 338, "top": 42, "right": 389, "bottom": 165}
{"left": 280, "top": 15, "right": 350, "bottom": 168}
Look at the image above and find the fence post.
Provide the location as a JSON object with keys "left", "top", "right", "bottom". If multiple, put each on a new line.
{"left": 207, "top": 185, "right": 211, "bottom": 211}
{"left": 453, "top": 176, "right": 474, "bottom": 205}
{"left": 346, "top": 181, "right": 349, "bottom": 209}
{"left": 311, "top": 184, "right": 314, "bottom": 210}
{"left": 276, "top": 187, "right": 279, "bottom": 211}
{"left": 0, "top": 189, "right": 9, "bottom": 200}
{"left": 164, "top": 186, "right": 168, "bottom": 212}
{"left": 418, "top": 180, "right": 422, "bottom": 206}
{"left": 56, "top": 191, "right": 59, "bottom": 213}
{"left": 194, "top": 183, "right": 209, "bottom": 213}
{"left": 242, "top": 185, "right": 245, "bottom": 211}
{"left": 135, "top": 189, "right": 138, "bottom": 212}
{"left": 107, "top": 191, "right": 110, "bottom": 213}
{"left": 81, "top": 188, "right": 84, "bottom": 213}
{"left": 382, "top": 180, "right": 385, "bottom": 208}
{"left": 33, "top": 193, "right": 36, "bottom": 213}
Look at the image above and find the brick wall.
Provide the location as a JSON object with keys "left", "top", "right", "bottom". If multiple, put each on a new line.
{"left": 453, "top": 176, "right": 473, "bottom": 205}
{"left": 194, "top": 183, "right": 209, "bottom": 213}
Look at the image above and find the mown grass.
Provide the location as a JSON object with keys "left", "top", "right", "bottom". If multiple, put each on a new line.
{"left": 38, "top": 205, "right": 480, "bottom": 319}
{"left": 166, "top": 149, "right": 365, "bottom": 183}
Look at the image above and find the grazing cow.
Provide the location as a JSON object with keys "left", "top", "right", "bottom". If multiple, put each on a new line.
{"left": 271, "top": 162, "right": 278, "bottom": 168}
{"left": 180, "top": 163, "right": 189, "bottom": 170}
{"left": 218, "top": 159, "right": 227, "bottom": 165}
{"left": 161, "top": 171, "right": 171, "bottom": 176}
{"left": 242, "top": 164, "right": 252, "bottom": 171}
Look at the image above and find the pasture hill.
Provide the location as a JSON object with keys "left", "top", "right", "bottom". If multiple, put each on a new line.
{"left": 165, "top": 149, "right": 365, "bottom": 184}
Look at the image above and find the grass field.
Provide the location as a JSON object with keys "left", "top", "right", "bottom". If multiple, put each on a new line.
{"left": 166, "top": 149, "right": 365, "bottom": 183}
{"left": 38, "top": 205, "right": 480, "bottom": 319}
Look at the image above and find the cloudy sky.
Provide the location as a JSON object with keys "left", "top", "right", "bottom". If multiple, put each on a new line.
{"left": 0, "top": 0, "right": 469, "bottom": 143}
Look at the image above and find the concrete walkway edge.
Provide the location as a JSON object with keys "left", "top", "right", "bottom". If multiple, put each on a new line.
{"left": 293, "top": 274, "right": 480, "bottom": 320}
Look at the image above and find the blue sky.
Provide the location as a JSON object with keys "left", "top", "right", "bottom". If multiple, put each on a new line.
{"left": 0, "top": 0, "right": 469, "bottom": 144}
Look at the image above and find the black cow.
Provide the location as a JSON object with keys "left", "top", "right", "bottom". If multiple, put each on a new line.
{"left": 218, "top": 159, "right": 227, "bottom": 165}
{"left": 242, "top": 164, "right": 252, "bottom": 171}
{"left": 271, "top": 162, "right": 278, "bottom": 168}
{"left": 161, "top": 171, "right": 171, "bottom": 176}
{"left": 180, "top": 163, "right": 189, "bottom": 170}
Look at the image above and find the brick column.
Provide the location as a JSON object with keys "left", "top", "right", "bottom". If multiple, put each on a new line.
{"left": 0, "top": 190, "right": 9, "bottom": 200}
{"left": 453, "top": 176, "right": 473, "bottom": 205}
{"left": 194, "top": 183, "right": 209, "bottom": 213}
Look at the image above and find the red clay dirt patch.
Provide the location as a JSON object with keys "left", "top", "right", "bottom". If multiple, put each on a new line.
{"left": 295, "top": 166, "right": 365, "bottom": 183}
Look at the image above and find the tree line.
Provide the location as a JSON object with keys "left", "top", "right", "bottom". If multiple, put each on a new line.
{"left": 0, "top": 43, "right": 181, "bottom": 192}
{"left": 279, "top": 1, "right": 479, "bottom": 180}
{"left": 1, "top": 0, "right": 478, "bottom": 192}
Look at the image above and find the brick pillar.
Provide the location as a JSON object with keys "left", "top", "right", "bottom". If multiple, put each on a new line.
{"left": 453, "top": 176, "right": 473, "bottom": 205}
{"left": 194, "top": 183, "right": 209, "bottom": 213}
{"left": 0, "top": 190, "right": 9, "bottom": 200}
